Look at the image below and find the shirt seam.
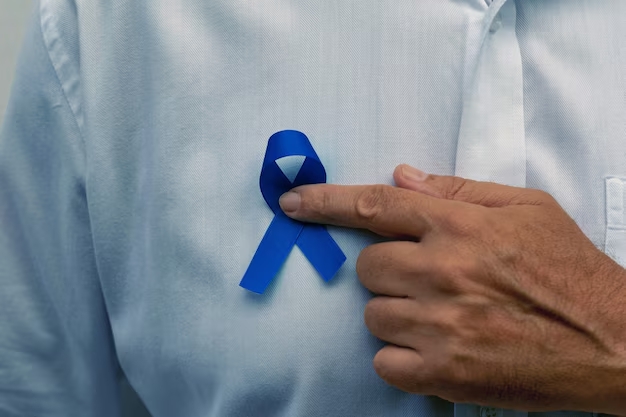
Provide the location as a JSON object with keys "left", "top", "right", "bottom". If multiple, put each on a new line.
{"left": 37, "top": 0, "right": 119, "bottom": 366}
{"left": 39, "top": 0, "right": 85, "bottom": 145}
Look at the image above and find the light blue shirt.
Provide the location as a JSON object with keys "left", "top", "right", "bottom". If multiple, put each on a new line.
{"left": 1, "top": 0, "right": 625, "bottom": 416}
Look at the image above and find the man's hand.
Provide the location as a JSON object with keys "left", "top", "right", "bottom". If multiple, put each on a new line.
{"left": 279, "top": 164, "right": 626, "bottom": 414}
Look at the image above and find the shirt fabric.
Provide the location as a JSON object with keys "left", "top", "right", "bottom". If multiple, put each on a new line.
{"left": 0, "top": 0, "right": 625, "bottom": 416}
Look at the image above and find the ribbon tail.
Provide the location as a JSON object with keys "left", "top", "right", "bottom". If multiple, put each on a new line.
{"left": 240, "top": 215, "right": 303, "bottom": 294}
{"left": 297, "top": 225, "right": 346, "bottom": 282}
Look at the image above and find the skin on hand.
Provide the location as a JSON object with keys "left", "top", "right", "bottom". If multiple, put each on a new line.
{"left": 279, "top": 164, "right": 626, "bottom": 414}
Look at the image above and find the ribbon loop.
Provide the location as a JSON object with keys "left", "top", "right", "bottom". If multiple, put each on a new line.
{"left": 240, "top": 130, "right": 346, "bottom": 294}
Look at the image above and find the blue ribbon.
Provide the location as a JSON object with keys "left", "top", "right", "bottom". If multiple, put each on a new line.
{"left": 240, "top": 130, "right": 346, "bottom": 294}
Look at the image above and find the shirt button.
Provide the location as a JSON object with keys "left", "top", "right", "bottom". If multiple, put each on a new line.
{"left": 479, "top": 407, "right": 502, "bottom": 417}
{"left": 489, "top": 12, "right": 502, "bottom": 33}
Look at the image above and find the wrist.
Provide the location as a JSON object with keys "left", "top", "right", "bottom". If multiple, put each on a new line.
{"left": 586, "top": 260, "right": 626, "bottom": 414}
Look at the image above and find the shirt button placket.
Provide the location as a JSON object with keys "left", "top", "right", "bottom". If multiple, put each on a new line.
{"left": 454, "top": 0, "right": 528, "bottom": 412}
{"left": 454, "top": 0, "right": 528, "bottom": 416}
{"left": 489, "top": 12, "right": 502, "bottom": 33}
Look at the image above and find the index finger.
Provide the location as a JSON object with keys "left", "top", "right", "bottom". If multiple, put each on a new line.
{"left": 278, "top": 184, "right": 437, "bottom": 238}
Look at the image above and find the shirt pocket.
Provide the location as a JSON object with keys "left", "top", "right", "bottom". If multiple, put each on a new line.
{"left": 605, "top": 176, "right": 626, "bottom": 268}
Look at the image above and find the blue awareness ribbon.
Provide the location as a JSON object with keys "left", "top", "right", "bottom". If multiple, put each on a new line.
{"left": 240, "top": 130, "right": 346, "bottom": 294}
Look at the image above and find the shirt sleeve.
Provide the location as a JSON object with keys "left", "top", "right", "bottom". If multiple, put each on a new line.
{"left": 0, "top": 1, "right": 121, "bottom": 415}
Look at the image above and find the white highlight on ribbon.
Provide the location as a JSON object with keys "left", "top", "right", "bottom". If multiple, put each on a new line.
{"left": 276, "top": 155, "right": 306, "bottom": 183}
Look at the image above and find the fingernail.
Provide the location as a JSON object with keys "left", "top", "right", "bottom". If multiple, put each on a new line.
{"left": 401, "top": 165, "right": 428, "bottom": 182}
{"left": 279, "top": 191, "right": 301, "bottom": 213}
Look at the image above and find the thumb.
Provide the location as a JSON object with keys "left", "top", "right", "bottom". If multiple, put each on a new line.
{"left": 393, "top": 164, "right": 552, "bottom": 208}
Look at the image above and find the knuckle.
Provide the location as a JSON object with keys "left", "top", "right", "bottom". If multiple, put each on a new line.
{"left": 423, "top": 357, "right": 470, "bottom": 402}
{"left": 445, "top": 177, "right": 474, "bottom": 201}
{"left": 521, "top": 188, "right": 558, "bottom": 207}
{"left": 355, "top": 185, "right": 388, "bottom": 223}
{"left": 315, "top": 187, "right": 335, "bottom": 218}
{"left": 428, "top": 307, "right": 472, "bottom": 347}
{"left": 428, "top": 251, "right": 482, "bottom": 295}
{"left": 442, "top": 300, "right": 492, "bottom": 345}
{"left": 450, "top": 256, "right": 481, "bottom": 281}
{"left": 432, "top": 272, "right": 465, "bottom": 296}
{"left": 535, "top": 189, "right": 557, "bottom": 205}
{"left": 425, "top": 311, "right": 489, "bottom": 402}
{"left": 432, "top": 307, "right": 462, "bottom": 334}
{"left": 302, "top": 186, "right": 336, "bottom": 220}
{"left": 433, "top": 342, "right": 473, "bottom": 386}
{"left": 299, "top": 187, "right": 324, "bottom": 216}
{"left": 443, "top": 207, "right": 485, "bottom": 237}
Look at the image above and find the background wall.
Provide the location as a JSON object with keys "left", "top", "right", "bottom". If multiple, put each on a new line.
{"left": 0, "top": 0, "right": 31, "bottom": 128}
{"left": 0, "top": 1, "right": 151, "bottom": 415}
